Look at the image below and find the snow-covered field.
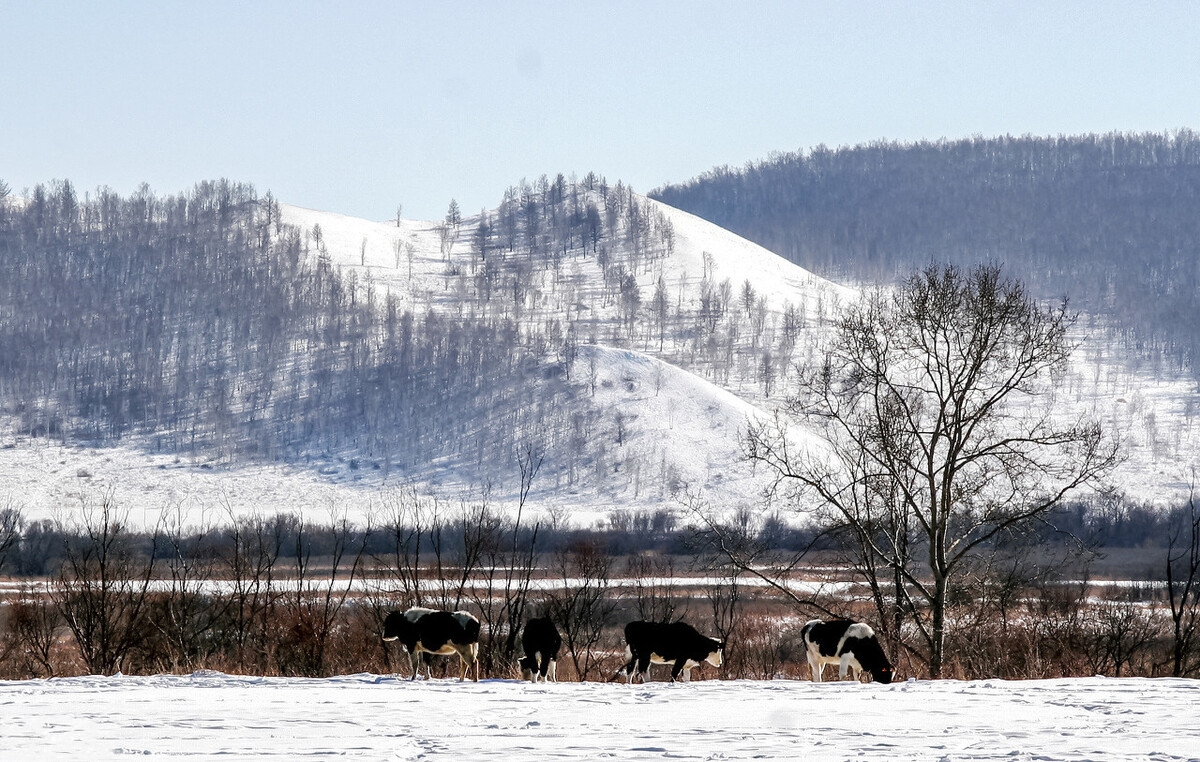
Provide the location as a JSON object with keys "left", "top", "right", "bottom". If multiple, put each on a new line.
{"left": 2, "top": 673, "right": 1197, "bottom": 760}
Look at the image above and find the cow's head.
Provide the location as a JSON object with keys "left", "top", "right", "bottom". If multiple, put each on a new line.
{"left": 872, "top": 665, "right": 893, "bottom": 684}
{"left": 381, "top": 611, "right": 405, "bottom": 641}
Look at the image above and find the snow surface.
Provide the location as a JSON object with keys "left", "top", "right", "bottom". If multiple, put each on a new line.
{"left": 2, "top": 673, "right": 1197, "bottom": 761}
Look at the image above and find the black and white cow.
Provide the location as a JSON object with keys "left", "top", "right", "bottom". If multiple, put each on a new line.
{"left": 801, "top": 619, "right": 893, "bottom": 684}
{"left": 382, "top": 607, "right": 481, "bottom": 682}
{"left": 616, "top": 620, "right": 724, "bottom": 683}
{"left": 518, "top": 616, "right": 561, "bottom": 683}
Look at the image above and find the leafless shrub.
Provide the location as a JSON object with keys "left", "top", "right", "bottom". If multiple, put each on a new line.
{"left": 546, "top": 539, "right": 616, "bottom": 681}
{"left": 1084, "top": 589, "right": 1164, "bottom": 677}
{"left": 1166, "top": 485, "right": 1200, "bottom": 676}
{"left": 218, "top": 510, "right": 284, "bottom": 673}
{"left": 274, "top": 510, "right": 370, "bottom": 677}
{"left": 0, "top": 589, "right": 64, "bottom": 678}
{"left": 50, "top": 495, "right": 157, "bottom": 675}
{"left": 628, "top": 552, "right": 685, "bottom": 623}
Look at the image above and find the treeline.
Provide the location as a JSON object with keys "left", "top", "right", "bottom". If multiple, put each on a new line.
{"left": 1, "top": 493, "right": 1198, "bottom": 681}
{"left": 650, "top": 130, "right": 1200, "bottom": 380}
{"left": 0, "top": 495, "right": 732, "bottom": 681}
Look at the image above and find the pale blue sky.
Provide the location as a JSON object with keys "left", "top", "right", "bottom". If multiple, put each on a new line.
{"left": 3, "top": 1, "right": 1198, "bottom": 220}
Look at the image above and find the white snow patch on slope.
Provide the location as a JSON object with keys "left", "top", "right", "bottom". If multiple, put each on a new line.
{"left": 0, "top": 439, "right": 378, "bottom": 528}
{"left": 644, "top": 196, "right": 856, "bottom": 307}
{"left": 278, "top": 203, "right": 452, "bottom": 309}
{"left": 540, "top": 344, "right": 789, "bottom": 528}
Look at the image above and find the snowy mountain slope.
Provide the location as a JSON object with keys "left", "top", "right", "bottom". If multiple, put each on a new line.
{"left": 1, "top": 185, "right": 851, "bottom": 528}
{"left": 3, "top": 673, "right": 1198, "bottom": 761}
{"left": 262, "top": 195, "right": 1200, "bottom": 517}
{"left": 0, "top": 343, "right": 790, "bottom": 528}
{"left": 276, "top": 204, "right": 456, "bottom": 310}
{"left": 644, "top": 196, "right": 855, "bottom": 309}
{"left": 277, "top": 197, "right": 853, "bottom": 319}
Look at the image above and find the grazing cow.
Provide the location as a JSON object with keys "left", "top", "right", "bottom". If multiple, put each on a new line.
{"left": 519, "top": 616, "right": 561, "bottom": 683}
{"left": 801, "top": 619, "right": 893, "bottom": 684}
{"left": 617, "top": 620, "right": 724, "bottom": 683}
{"left": 382, "top": 607, "right": 481, "bottom": 682}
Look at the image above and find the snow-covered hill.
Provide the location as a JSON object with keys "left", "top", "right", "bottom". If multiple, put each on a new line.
{"left": 2, "top": 182, "right": 1198, "bottom": 529}
{"left": 2, "top": 188, "right": 850, "bottom": 528}
{"left": 3, "top": 672, "right": 1197, "bottom": 760}
{"left": 182, "top": 193, "right": 1200, "bottom": 515}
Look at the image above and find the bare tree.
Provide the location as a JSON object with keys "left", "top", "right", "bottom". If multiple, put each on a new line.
{"left": 651, "top": 275, "right": 669, "bottom": 351}
{"left": 373, "top": 489, "right": 432, "bottom": 605}
{"left": 1166, "top": 480, "right": 1200, "bottom": 676}
{"left": 471, "top": 444, "right": 543, "bottom": 676}
{"left": 51, "top": 495, "right": 158, "bottom": 675}
{"left": 152, "top": 505, "right": 226, "bottom": 671}
{"left": 0, "top": 502, "right": 20, "bottom": 572}
{"left": 746, "top": 264, "right": 1120, "bottom": 676}
{"left": 277, "top": 509, "right": 371, "bottom": 676}
{"left": 689, "top": 495, "right": 840, "bottom": 621}
{"left": 629, "top": 553, "right": 684, "bottom": 623}
{"left": 220, "top": 509, "right": 284, "bottom": 673}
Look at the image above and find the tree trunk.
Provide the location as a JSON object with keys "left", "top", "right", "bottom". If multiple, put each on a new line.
{"left": 930, "top": 573, "right": 947, "bottom": 679}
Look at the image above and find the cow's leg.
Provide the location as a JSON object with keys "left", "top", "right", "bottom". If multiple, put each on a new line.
{"left": 670, "top": 659, "right": 686, "bottom": 682}
{"left": 548, "top": 659, "right": 557, "bottom": 683}
{"left": 617, "top": 643, "right": 638, "bottom": 683}
{"left": 637, "top": 655, "right": 652, "bottom": 684}
{"left": 409, "top": 650, "right": 421, "bottom": 681}
{"left": 838, "top": 654, "right": 854, "bottom": 681}
{"left": 616, "top": 655, "right": 637, "bottom": 682}
{"left": 808, "top": 654, "right": 823, "bottom": 682}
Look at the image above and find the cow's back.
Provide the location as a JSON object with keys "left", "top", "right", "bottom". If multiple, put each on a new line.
{"left": 803, "top": 619, "right": 854, "bottom": 658}
{"left": 451, "top": 611, "right": 481, "bottom": 644}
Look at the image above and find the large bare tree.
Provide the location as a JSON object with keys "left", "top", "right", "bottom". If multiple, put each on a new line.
{"left": 746, "top": 264, "right": 1119, "bottom": 677}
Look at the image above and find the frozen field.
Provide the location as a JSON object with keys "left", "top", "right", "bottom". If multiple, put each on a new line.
{"left": 2, "top": 673, "right": 1198, "bottom": 761}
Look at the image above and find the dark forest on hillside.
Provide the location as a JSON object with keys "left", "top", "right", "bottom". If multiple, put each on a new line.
{"left": 0, "top": 179, "right": 548, "bottom": 472}
{"left": 651, "top": 131, "right": 1200, "bottom": 382}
